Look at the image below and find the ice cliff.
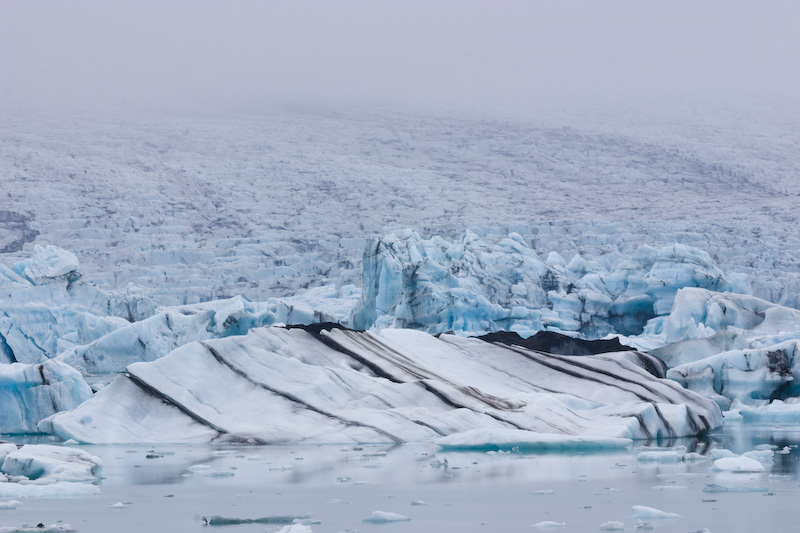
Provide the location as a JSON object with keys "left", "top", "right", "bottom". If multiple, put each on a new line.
{"left": 352, "top": 229, "right": 734, "bottom": 338}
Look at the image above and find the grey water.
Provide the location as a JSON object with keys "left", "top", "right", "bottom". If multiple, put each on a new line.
{"left": 2, "top": 425, "right": 799, "bottom": 533}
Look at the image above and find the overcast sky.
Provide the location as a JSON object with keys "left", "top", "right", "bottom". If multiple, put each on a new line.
{"left": 2, "top": 0, "right": 799, "bottom": 113}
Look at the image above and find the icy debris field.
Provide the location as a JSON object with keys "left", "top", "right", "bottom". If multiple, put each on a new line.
{"left": 2, "top": 103, "right": 800, "bottom": 307}
{"left": 2, "top": 424, "right": 800, "bottom": 533}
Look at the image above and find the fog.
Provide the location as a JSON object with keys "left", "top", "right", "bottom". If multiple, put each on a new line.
{"left": 1, "top": 0, "right": 799, "bottom": 114}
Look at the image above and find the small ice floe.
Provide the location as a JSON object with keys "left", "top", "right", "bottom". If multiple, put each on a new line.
{"left": 247, "top": 454, "right": 263, "bottom": 461}
{"left": 275, "top": 526, "right": 314, "bottom": 533}
{"left": 269, "top": 465, "right": 294, "bottom": 471}
{"left": 636, "top": 446, "right": 685, "bottom": 464}
{"left": 108, "top": 501, "right": 130, "bottom": 509}
{"left": 652, "top": 485, "right": 688, "bottom": 490}
{"left": 411, "top": 500, "right": 427, "bottom": 506}
{"left": 710, "top": 456, "right": 765, "bottom": 473}
{"left": 682, "top": 452, "right": 710, "bottom": 462}
{"left": 210, "top": 450, "right": 233, "bottom": 457}
{"left": 0, "top": 525, "right": 76, "bottom": 532}
{"left": 362, "top": 511, "right": 411, "bottom": 523}
{"left": 531, "top": 490, "right": 555, "bottom": 495}
{"left": 292, "top": 518, "right": 321, "bottom": 525}
{"left": 634, "top": 520, "right": 653, "bottom": 530}
{"left": 722, "top": 409, "right": 743, "bottom": 423}
{"left": 186, "top": 464, "right": 236, "bottom": 477}
{"left": 598, "top": 521, "right": 625, "bottom": 531}
{"left": 632, "top": 505, "right": 681, "bottom": 519}
{"left": 532, "top": 521, "right": 566, "bottom": 529}
{"left": 702, "top": 484, "right": 768, "bottom": 493}
{"left": 768, "top": 474, "right": 793, "bottom": 481}
{"left": 325, "top": 499, "right": 351, "bottom": 505}
{"left": 776, "top": 446, "right": 792, "bottom": 455}
{"left": 0, "top": 500, "right": 21, "bottom": 510}
{"left": 202, "top": 515, "right": 311, "bottom": 526}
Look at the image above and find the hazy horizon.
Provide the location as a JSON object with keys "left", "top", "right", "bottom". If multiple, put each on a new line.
{"left": 2, "top": 1, "right": 799, "bottom": 116}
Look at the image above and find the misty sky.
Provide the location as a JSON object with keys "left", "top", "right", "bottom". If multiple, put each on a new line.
{"left": 2, "top": 1, "right": 799, "bottom": 113}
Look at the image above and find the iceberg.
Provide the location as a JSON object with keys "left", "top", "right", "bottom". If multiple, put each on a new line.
{"left": 652, "top": 288, "right": 800, "bottom": 345}
{"left": 353, "top": 230, "right": 733, "bottom": 338}
{"left": 41, "top": 326, "right": 721, "bottom": 444}
{"left": 0, "top": 444, "right": 102, "bottom": 498}
{"left": 362, "top": 511, "right": 411, "bottom": 523}
{"left": 0, "top": 360, "right": 92, "bottom": 433}
{"left": 666, "top": 340, "right": 799, "bottom": 409}
{"left": 56, "top": 295, "right": 277, "bottom": 374}
{"left": 631, "top": 505, "right": 681, "bottom": 519}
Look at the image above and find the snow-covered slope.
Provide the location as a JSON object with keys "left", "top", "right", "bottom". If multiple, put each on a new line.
{"left": 40, "top": 326, "right": 721, "bottom": 445}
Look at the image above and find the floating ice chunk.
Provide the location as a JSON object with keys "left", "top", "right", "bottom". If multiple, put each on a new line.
{"left": 354, "top": 231, "right": 731, "bottom": 338}
{"left": 0, "top": 524, "right": 76, "bottom": 533}
{"left": 742, "top": 449, "right": 774, "bottom": 467}
{"left": 636, "top": 446, "right": 685, "bottom": 463}
{"left": 631, "top": 506, "right": 681, "bottom": 519}
{"left": 702, "top": 484, "right": 768, "bottom": 493}
{"left": 57, "top": 295, "right": 277, "bottom": 373}
{"left": 709, "top": 448, "right": 736, "bottom": 460}
{"left": 667, "top": 339, "right": 800, "bottom": 409}
{"left": 598, "top": 521, "right": 625, "bottom": 531}
{"left": 436, "top": 429, "right": 632, "bottom": 452}
{"left": 768, "top": 474, "right": 793, "bottom": 480}
{"left": 531, "top": 490, "right": 555, "bottom": 495}
{"left": 202, "top": 515, "right": 311, "bottom": 525}
{"left": 633, "top": 520, "right": 653, "bottom": 530}
{"left": 0, "top": 445, "right": 102, "bottom": 484}
{"left": 276, "top": 525, "right": 314, "bottom": 533}
{"left": 711, "top": 456, "right": 765, "bottom": 473}
{"left": 0, "top": 500, "right": 21, "bottom": 509}
{"left": 532, "top": 521, "right": 566, "bottom": 529}
{"left": 0, "top": 360, "right": 92, "bottom": 434}
{"left": 362, "top": 511, "right": 411, "bottom": 523}
{"left": 682, "top": 452, "right": 709, "bottom": 462}
{"left": 0, "top": 444, "right": 17, "bottom": 463}
{"left": 411, "top": 500, "right": 427, "bottom": 506}
{"left": 735, "top": 400, "right": 800, "bottom": 424}
{"left": 325, "top": 499, "right": 351, "bottom": 505}
{"left": 722, "top": 409, "right": 743, "bottom": 423}
{"left": 108, "top": 502, "right": 128, "bottom": 508}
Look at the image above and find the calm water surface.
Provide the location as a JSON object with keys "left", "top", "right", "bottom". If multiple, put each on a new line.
{"left": 2, "top": 425, "right": 799, "bottom": 532}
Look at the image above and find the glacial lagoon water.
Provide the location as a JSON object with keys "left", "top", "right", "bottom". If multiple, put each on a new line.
{"left": 2, "top": 425, "right": 799, "bottom": 533}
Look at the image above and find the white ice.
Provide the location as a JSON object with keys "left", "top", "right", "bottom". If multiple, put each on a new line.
{"left": 40, "top": 327, "right": 720, "bottom": 444}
